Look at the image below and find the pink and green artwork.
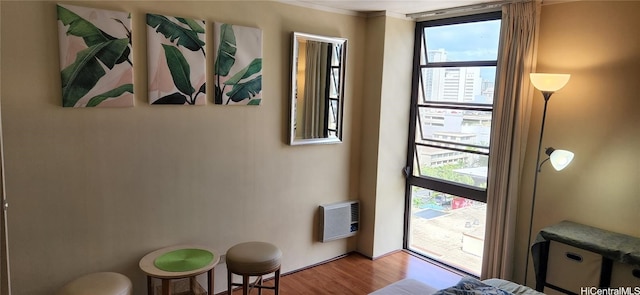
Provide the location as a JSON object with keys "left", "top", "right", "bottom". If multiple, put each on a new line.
{"left": 57, "top": 4, "right": 134, "bottom": 108}
{"left": 147, "top": 14, "right": 206, "bottom": 105}
{"left": 214, "top": 23, "right": 263, "bottom": 106}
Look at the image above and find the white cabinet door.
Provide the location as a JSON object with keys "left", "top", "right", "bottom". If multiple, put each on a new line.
{"left": 610, "top": 261, "right": 640, "bottom": 288}
{"left": 546, "top": 241, "right": 602, "bottom": 293}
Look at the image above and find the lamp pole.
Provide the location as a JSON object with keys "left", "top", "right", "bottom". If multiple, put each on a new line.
{"left": 524, "top": 73, "right": 571, "bottom": 286}
{"left": 523, "top": 91, "right": 552, "bottom": 286}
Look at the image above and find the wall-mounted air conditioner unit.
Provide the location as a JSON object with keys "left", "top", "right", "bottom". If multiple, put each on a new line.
{"left": 319, "top": 200, "right": 359, "bottom": 242}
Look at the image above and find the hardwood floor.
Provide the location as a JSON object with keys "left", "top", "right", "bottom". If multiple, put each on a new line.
{"left": 228, "top": 250, "right": 463, "bottom": 294}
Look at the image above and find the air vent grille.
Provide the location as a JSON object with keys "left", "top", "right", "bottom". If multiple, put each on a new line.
{"left": 319, "top": 200, "right": 359, "bottom": 242}
{"left": 351, "top": 202, "right": 359, "bottom": 222}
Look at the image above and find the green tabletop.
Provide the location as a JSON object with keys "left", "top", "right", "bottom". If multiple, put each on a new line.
{"left": 154, "top": 248, "right": 214, "bottom": 272}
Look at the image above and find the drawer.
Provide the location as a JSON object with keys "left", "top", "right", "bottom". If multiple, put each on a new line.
{"left": 610, "top": 261, "right": 640, "bottom": 287}
{"left": 546, "top": 241, "right": 602, "bottom": 293}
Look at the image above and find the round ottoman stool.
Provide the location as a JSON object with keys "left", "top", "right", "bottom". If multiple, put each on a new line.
{"left": 226, "top": 242, "right": 282, "bottom": 295}
{"left": 57, "top": 272, "right": 132, "bottom": 295}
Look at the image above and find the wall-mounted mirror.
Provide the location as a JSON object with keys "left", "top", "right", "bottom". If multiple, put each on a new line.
{"left": 289, "top": 32, "right": 347, "bottom": 145}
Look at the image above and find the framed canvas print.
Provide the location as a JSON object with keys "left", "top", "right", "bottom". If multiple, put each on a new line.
{"left": 57, "top": 4, "right": 134, "bottom": 107}
{"left": 147, "top": 13, "right": 206, "bottom": 105}
{"left": 214, "top": 23, "right": 263, "bottom": 106}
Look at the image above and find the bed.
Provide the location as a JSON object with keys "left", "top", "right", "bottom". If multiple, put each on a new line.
{"left": 369, "top": 277, "right": 543, "bottom": 295}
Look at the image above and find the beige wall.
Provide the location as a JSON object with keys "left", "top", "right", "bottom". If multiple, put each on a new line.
{"left": 357, "top": 15, "right": 385, "bottom": 258}
{"left": 515, "top": 1, "right": 640, "bottom": 284}
{"left": 373, "top": 15, "right": 414, "bottom": 258}
{"left": 356, "top": 14, "right": 413, "bottom": 258}
{"left": 0, "top": 1, "right": 366, "bottom": 294}
{"left": 15, "top": 0, "right": 638, "bottom": 293}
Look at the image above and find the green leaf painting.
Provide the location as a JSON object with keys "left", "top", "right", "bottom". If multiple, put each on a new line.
{"left": 147, "top": 14, "right": 205, "bottom": 55}
{"left": 152, "top": 92, "right": 188, "bottom": 105}
{"left": 224, "top": 58, "right": 261, "bottom": 86}
{"left": 214, "top": 23, "right": 263, "bottom": 106}
{"left": 215, "top": 24, "right": 237, "bottom": 78}
{"left": 57, "top": 4, "right": 133, "bottom": 107}
{"left": 227, "top": 75, "right": 262, "bottom": 102}
{"left": 61, "top": 39, "right": 129, "bottom": 107}
{"left": 176, "top": 17, "right": 205, "bottom": 34}
{"left": 147, "top": 14, "right": 206, "bottom": 105}
{"left": 86, "top": 84, "right": 134, "bottom": 107}
{"left": 162, "top": 44, "right": 195, "bottom": 96}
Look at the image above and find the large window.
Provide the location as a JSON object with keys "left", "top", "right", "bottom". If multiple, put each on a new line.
{"left": 405, "top": 12, "right": 502, "bottom": 276}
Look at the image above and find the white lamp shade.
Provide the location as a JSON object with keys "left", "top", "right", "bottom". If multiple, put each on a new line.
{"left": 549, "top": 149, "right": 574, "bottom": 171}
{"left": 530, "top": 73, "right": 571, "bottom": 92}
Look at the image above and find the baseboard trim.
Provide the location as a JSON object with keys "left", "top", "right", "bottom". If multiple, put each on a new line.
{"left": 372, "top": 249, "right": 403, "bottom": 260}
{"left": 280, "top": 252, "right": 354, "bottom": 277}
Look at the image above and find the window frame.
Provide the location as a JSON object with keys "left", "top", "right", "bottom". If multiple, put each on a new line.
{"left": 404, "top": 12, "right": 503, "bottom": 265}
{"left": 405, "top": 11, "right": 501, "bottom": 204}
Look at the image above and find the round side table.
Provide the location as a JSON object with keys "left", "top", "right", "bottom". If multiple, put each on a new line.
{"left": 139, "top": 244, "right": 220, "bottom": 295}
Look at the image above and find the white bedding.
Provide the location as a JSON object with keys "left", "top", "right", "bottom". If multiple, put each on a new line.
{"left": 483, "top": 279, "right": 544, "bottom": 295}
{"left": 369, "top": 278, "right": 544, "bottom": 295}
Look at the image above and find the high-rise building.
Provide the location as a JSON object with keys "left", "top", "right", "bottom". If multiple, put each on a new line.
{"left": 423, "top": 49, "right": 446, "bottom": 102}
{"left": 419, "top": 49, "right": 491, "bottom": 169}
{"left": 423, "top": 49, "right": 482, "bottom": 103}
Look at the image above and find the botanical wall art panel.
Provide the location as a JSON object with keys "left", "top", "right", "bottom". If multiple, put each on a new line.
{"left": 214, "top": 23, "right": 263, "bottom": 106}
{"left": 57, "top": 4, "right": 134, "bottom": 108}
{"left": 147, "top": 14, "right": 206, "bottom": 105}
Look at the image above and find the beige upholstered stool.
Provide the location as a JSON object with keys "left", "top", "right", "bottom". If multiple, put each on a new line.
{"left": 226, "top": 242, "right": 282, "bottom": 295}
{"left": 57, "top": 272, "right": 132, "bottom": 295}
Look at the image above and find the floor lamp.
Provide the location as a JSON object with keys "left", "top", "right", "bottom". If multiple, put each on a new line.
{"left": 523, "top": 73, "right": 573, "bottom": 286}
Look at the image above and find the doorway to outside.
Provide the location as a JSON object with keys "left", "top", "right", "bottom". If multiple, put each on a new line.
{"left": 404, "top": 12, "right": 502, "bottom": 276}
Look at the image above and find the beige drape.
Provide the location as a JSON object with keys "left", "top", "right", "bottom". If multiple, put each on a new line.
{"left": 302, "top": 41, "right": 329, "bottom": 138}
{"left": 481, "top": 0, "right": 540, "bottom": 281}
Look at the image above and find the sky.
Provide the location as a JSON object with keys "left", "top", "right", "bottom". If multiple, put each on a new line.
{"left": 424, "top": 19, "right": 501, "bottom": 81}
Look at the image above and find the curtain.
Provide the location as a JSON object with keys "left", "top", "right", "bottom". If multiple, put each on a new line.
{"left": 481, "top": 0, "right": 540, "bottom": 281}
{"left": 302, "top": 41, "right": 329, "bottom": 138}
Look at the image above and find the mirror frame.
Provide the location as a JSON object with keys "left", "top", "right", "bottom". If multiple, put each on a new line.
{"left": 289, "top": 32, "right": 347, "bottom": 145}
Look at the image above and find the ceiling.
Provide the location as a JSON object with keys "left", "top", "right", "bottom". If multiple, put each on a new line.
{"left": 293, "top": 0, "right": 502, "bottom": 16}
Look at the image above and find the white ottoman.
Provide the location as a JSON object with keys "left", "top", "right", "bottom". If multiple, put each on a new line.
{"left": 57, "top": 272, "right": 132, "bottom": 295}
{"left": 226, "top": 242, "right": 282, "bottom": 295}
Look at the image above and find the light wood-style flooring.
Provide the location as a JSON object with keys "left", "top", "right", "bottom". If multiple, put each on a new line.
{"left": 229, "top": 250, "right": 463, "bottom": 294}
